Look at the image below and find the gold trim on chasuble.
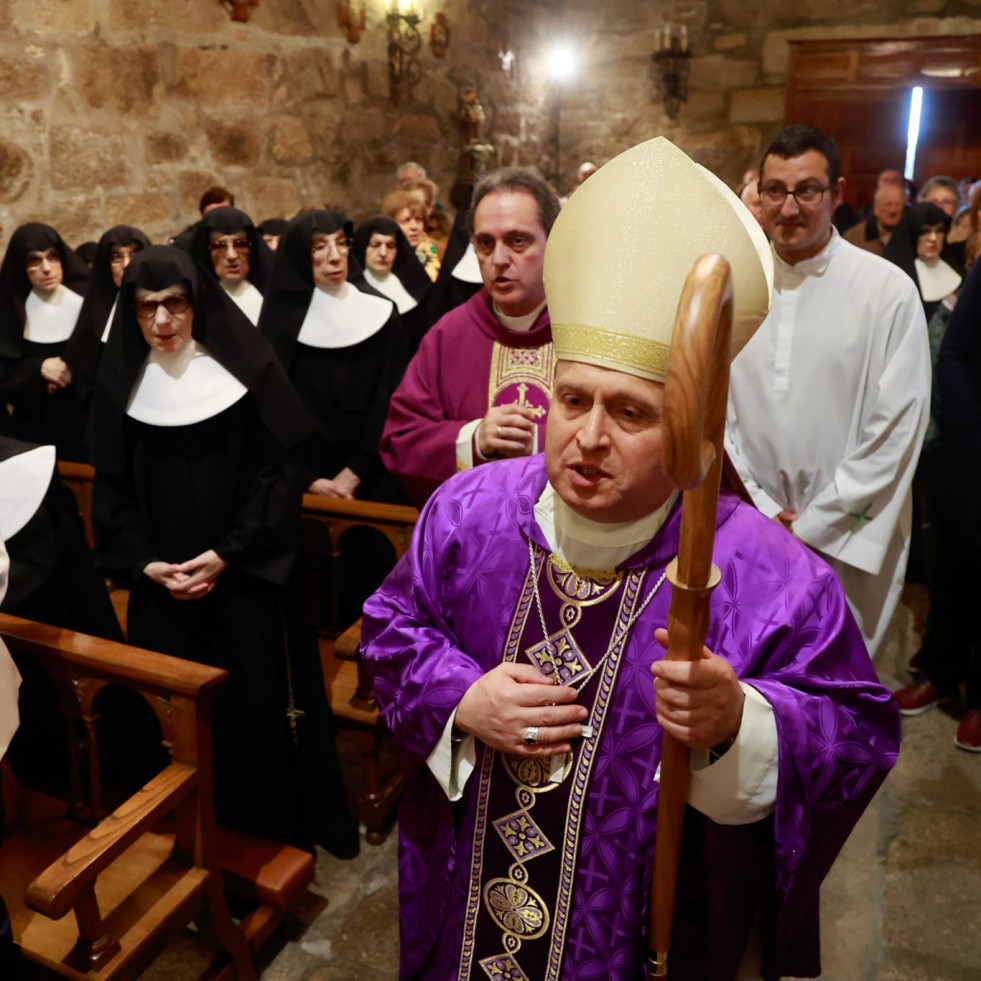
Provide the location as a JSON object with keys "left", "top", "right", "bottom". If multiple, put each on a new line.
{"left": 458, "top": 551, "right": 649, "bottom": 981}
{"left": 487, "top": 340, "right": 555, "bottom": 417}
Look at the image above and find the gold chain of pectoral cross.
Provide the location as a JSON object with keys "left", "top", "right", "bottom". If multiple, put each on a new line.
{"left": 527, "top": 540, "right": 668, "bottom": 739}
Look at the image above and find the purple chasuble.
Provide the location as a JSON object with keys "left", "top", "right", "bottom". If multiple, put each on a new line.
{"left": 379, "top": 288, "right": 553, "bottom": 507}
{"left": 361, "top": 456, "right": 900, "bottom": 980}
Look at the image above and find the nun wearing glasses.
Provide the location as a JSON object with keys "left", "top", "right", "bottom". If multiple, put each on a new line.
{"left": 90, "top": 245, "right": 358, "bottom": 857}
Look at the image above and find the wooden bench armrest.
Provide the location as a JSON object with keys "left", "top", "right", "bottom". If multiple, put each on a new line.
{"left": 301, "top": 494, "right": 419, "bottom": 525}
{"left": 27, "top": 763, "right": 196, "bottom": 920}
{"left": 57, "top": 460, "right": 96, "bottom": 480}
{"left": 0, "top": 614, "right": 227, "bottom": 697}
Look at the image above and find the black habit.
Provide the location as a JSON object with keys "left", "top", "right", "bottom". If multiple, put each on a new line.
{"left": 64, "top": 225, "right": 151, "bottom": 430}
{"left": 352, "top": 215, "right": 433, "bottom": 355}
{"left": 0, "top": 224, "right": 90, "bottom": 461}
{"left": 90, "top": 246, "right": 358, "bottom": 855}
{"left": 259, "top": 210, "right": 408, "bottom": 503}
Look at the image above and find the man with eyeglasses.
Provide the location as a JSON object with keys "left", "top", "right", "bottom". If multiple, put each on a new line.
{"left": 381, "top": 167, "right": 560, "bottom": 507}
{"left": 726, "top": 124, "right": 930, "bottom": 657}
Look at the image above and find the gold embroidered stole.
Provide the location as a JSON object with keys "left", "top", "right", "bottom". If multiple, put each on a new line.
{"left": 487, "top": 340, "right": 554, "bottom": 420}
{"left": 458, "top": 551, "right": 649, "bottom": 980}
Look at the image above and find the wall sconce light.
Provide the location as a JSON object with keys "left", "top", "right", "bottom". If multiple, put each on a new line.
{"left": 651, "top": 23, "right": 691, "bottom": 120}
{"left": 223, "top": 0, "right": 259, "bottom": 23}
{"left": 387, "top": 0, "right": 423, "bottom": 104}
{"left": 338, "top": 0, "right": 366, "bottom": 43}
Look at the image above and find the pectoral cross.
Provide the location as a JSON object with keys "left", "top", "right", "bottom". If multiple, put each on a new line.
{"left": 286, "top": 698, "right": 306, "bottom": 745}
{"left": 516, "top": 382, "right": 547, "bottom": 419}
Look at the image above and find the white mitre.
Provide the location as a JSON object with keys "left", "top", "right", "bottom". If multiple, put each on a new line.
{"left": 544, "top": 137, "right": 773, "bottom": 380}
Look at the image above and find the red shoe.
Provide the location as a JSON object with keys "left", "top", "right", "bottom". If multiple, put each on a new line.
{"left": 893, "top": 681, "right": 944, "bottom": 716}
{"left": 955, "top": 710, "right": 981, "bottom": 752}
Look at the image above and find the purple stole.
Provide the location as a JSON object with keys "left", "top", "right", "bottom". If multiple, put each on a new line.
{"left": 459, "top": 547, "right": 660, "bottom": 980}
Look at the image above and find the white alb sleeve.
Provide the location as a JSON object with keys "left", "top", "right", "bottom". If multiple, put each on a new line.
{"left": 684, "top": 682, "right": 778, "bottom": 825}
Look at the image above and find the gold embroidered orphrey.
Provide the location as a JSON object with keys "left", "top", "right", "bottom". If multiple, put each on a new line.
{"left": 459, "top": 550, "right": 650, "bottom": 981}
{"left": 487, "top": 340, "right": 555, "bottom": 417}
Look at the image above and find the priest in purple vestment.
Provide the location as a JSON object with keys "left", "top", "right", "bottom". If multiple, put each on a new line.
{"left": 362, "top": 139, "right": 901, "bottom": 980}
{"left": 379, "top": 167, "right": 561, "bottom": 507}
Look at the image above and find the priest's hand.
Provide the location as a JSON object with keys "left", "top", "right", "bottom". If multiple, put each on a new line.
{"left": 308, "top": 468, "right": 361, "bottom": 500}
{"left": 455, "top": 662, "right": 588, "bottom": 757}
{"left": 775, "top": 509, "right": 799, "bottom": 533}
{"left": 167, "top": 549, "right": 229, "bottom": 601}
{"left": 477, "top": 403, "right": 536, "bottom": 459}
{"left": 650, "top": 627, "right": 745, "bottom": 750}
{"left": 40, "top": 357, "right": 71, "bottom": 390}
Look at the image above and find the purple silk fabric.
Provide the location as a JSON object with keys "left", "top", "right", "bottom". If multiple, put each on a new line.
{"left": 361, "top": 456, "right": 900, "bottom": 980}
{"left": 378, "top": 288, "right": 552, "bottom": 507}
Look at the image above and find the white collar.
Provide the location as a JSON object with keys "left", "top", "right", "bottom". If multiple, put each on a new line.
{"left": 493, "top": 299, "right": 547, "bottom": 333}
{"left": 100, "top": 296, "right": 119, "bottom": 343}
{"left": 533, "top": 480, "right": 679, "bottom": 570}
{"left": 296, "top": 281, "right": 393, "bottom": 349}
{"left": 23, "top": 284, "right": 83, "bottom": 343}
{"left": 364, "top": 268, "right": 419, "bottom": 314}
{"left": 0, "top": 444, "right": 56, "bottom": 540}
{"left": 126, "top": 339, "right": 247, "bottom": 427}
{"left": 452, "top": 242, "right": 483, "bottom": 283}
{"left": 772, "top": 227, "right": 841, "bottom": 278}
{"left": 915, "top": 257, "right": 962, "bottom": 302}
{"left": 222, "top": 280, "right": 263, "bottom": 326}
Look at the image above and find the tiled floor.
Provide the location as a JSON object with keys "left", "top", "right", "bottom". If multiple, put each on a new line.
{"left": 146, "top": 595, "right": 981, "bottom": 979}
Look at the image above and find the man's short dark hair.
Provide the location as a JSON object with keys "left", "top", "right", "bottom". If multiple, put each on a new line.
{"left": 466, "top": 167, "right": 561, "bottom": 237}
{"left": 760, "top": 125, "right": 841, "bottom": 183}
{"left": 199, "top": 185, "right": 235, "bottom": 214}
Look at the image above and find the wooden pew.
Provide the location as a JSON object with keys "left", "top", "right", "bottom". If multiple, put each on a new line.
{"left": 56, "top": 463, "right": 419, "bottom": 845}
{"left": 299, "top": 493, "right": 418, "bottom": 844}
{"left": 57, "top": 460, "right": 96, "bottom": 549}
{"left": 0, "top": 614, "right": 259, "bottom": 980}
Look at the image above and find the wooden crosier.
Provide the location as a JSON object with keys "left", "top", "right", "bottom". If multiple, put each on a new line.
{"left": 647, "top": 253, "right": 734, "bottom": 978}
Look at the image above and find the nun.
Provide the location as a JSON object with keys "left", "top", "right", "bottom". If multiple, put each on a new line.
{"left": 0, "top": 436, "right": 130, "bottom": 801}
{"left": 189, "top": 206, "right": 276, "bottom": 325}
{"left": 64, "top": 225, "right": 150, "bottom": 424}
{"left": 257, "top": 217, "right": 288, "bottom": 252}
{"left": 259, "top": 210, "right": 407, "bottom": 503}
{"left": 883, "top": 201, "right": 963, "bottom": 322}
{"left": 0, "top": 223, "right": 90, "bottom": 460}
{"left": 90, "top": 245, "right": 358, "bottom": 856}
{"left": 351, "top": 215, "right": 432, "bottom": 354}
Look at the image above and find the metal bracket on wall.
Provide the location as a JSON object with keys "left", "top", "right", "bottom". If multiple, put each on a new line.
{"left": 223, "top": 0, "right": 259, "bottom": 23}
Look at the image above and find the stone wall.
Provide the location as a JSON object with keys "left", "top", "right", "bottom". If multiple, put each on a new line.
{"left": 0, "top": 0, "right": 977, "bottom": 251}
{"left": 532, "top": 0, "right": 981, "bottom": 195}
{"left": 516, "top": 0, "right": 981, "bottom": 195}
{"left": 0, "top": 0, "right": 503, "bottom": 249}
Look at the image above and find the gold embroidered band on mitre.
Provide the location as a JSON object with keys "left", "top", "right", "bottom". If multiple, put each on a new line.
{"left": 551, "top": 323, "right": 671, "bottom": 382}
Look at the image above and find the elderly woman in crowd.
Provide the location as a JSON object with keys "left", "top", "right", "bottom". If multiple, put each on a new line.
{"left": 0, "top": 223, "right": 90, "bottom": 460}
{"left": 189, "top": 206, "right": 276, "bottom": 325}
{"left": 90, "top": 245, "right": 357, "bottom": 856}
{"left": 381, "top": 189, "right": 442, "bottom": 282}
{"left": 883, "top": 201, "right": 962, "bottom": 321}
{"left": 352, "top": 215, "right": 432, "bottom": 354}
{"left": 260, "top": 210, "right": 407, "bottom": 503}
{"left": 64, "top": 225, "right": 150, "bottom": 426}
{"left": 259, "top": 210, "right": 409, "bottom": 626}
